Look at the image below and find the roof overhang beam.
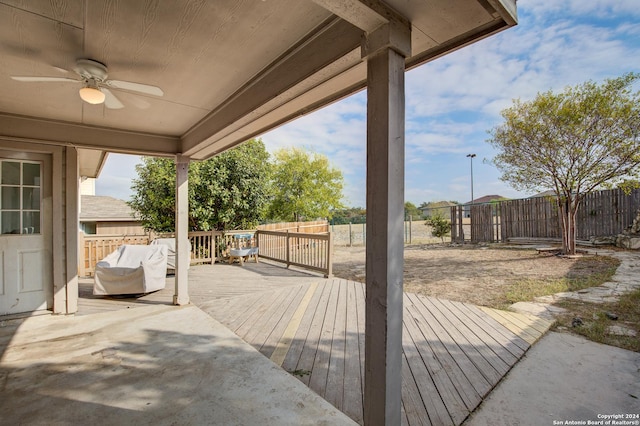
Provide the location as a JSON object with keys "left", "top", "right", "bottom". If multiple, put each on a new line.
{"left": 0, "top": 113, "right": 179, "bottom": 157}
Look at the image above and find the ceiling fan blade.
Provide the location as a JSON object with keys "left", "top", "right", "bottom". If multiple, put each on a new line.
{"left": 11, "top": 76, "right": 79, "bottom": 83}
{"left": 108, "top": 80, "right": 163, "bottom": 96}
{"left": 124, "top": 95, "right": 151, "bottom": 110}
{"left": 102, "top": 89, "right": 125, "bottom": 109}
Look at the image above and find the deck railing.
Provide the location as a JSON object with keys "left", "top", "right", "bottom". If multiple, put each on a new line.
{"left": 256, "top": 230, "right": 333, "bottom": 277}
{"left": 79, "top": 233, "right": 151, "bottom": 277}
{"left": 79, "top": 228, "right": 333, "bottom": 277}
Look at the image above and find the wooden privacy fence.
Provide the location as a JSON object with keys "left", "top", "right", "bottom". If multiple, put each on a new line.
{"left": 470, "top": 204, "right": 500, "bottom": 243}
{"left": 256, "top": 230, "right": 333, "bottom": 277}
{"left": 454, "top": 188, "right": 640, "bottom": 243}
{"left": 450, "top": 206, "right": 468, "bottom": 243}
{"left": 258, "top": 220, "right": 329, "bottom": 234}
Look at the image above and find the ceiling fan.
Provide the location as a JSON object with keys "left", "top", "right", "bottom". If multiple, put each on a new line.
{"left": 11, "top": 59, "right": 164, "bottom": 109}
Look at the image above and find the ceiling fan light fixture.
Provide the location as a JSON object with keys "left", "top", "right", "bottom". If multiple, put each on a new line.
{"left": 79, "top": 85, "right": 105, "bottom": 105}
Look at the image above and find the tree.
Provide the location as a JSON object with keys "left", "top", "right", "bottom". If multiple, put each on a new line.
{"left": 425, "top": 212, "right": 451, "bottom": 243}
{"left": 129, "top": 138, "right": 271, "bottom": 231}
{"left": 488, "top": 73, "right": 640, "bottom": 254}
{"left": 404, "top": 202, "right": 423, "bottom": 219}
{"left": 330, "top": 207, "right": 366, "bottom": 225}
{"left": 267, "top": 147, "right": 344, "bottom": 222}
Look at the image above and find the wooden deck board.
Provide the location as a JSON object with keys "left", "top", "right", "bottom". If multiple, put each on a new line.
{"left": 342, "top": 281, "right": 364, "bottom": 424}
{"left": 406, "top": 293, "right": 486, "bottom": 408}
{"left": 429, "top": 298, "right": 509, "bottom": 379}
{"left": 294, "top": 280, "right": 333, "bottom": 386}
{"left": 462, "top": 303, "right": 530, "bottom": 353}
{"left": 454, "top": 302, "right": 524, "bottom": 363}
{"left": 77, "top": 265, "right": 554, "bottom": 426}
{"left": 354, "top": 280, "right": 367, "bottom": 406}
{"left": 478, "top": 307, "right": 552, "bottom": 345}
{"left": 400, "top": 352, "right": 433, "bottom": 426}
{"left": 233, "top": 287, "right": 286, "bottom": 338}
{"left": 280, "top": 282, "right": 325, "bottom": 375}
{"left": 404, "top": 295, "right": 473, "bottom": 425}
{"left": 325, "top": 280, "right": 347, "bottom": 410}
{"left": 270, "top": 282, "right": 319, "bottom": 366}
{"left": 308, "top": 279, "right": 339, "bottom": 397}
{"left": 251, "top": 285, "right": 308, "bottom": 357}
{"left": 401, "top": 322, "right": 454, "bottom": 426}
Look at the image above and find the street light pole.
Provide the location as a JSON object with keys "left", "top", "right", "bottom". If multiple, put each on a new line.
{"left": 466, "top": 153, "right": 476, "bottom": 203}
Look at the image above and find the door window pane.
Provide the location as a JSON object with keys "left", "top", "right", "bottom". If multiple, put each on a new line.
{"left": 2, "top": 211, "right": 20, "bottom": 234}
{"left": 23, "top": 187, "right": 40, "bottom": 210}
{"left": 23, "top": 212, "right": 40, "bottom": 234}
{"left": 23, "top": 163, "right": 41, "bottom": 186}
{"left": 2, "top": 162, "right": 20, "bottom": 185}
{"left": 1, "top": 160, "right": 41, "bottom": 235}
{"left": 2, "top": 186, "right": 20, "bottom": 209}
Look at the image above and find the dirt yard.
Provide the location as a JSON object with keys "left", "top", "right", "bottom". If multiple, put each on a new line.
{"left": 331, "top": 243, "right": 617, "bottom": 308}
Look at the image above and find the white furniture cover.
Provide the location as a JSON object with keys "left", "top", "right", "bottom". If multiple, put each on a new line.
{"left": 150, "top": 238, "right": 190, "bottom": 271}
{"left": 93, "top": 244, "right": 168, "bottom": 296}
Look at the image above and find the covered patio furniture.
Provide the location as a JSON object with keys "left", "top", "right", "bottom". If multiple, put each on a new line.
{"left": 93, "top": 245, "right": 168, "bottom": 296}
{"left": 150, "top": 238, "right": 191, "bottom": 273}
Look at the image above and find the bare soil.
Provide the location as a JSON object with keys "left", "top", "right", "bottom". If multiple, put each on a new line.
{"left": 332, "top": 243, "right": 617, "bottom": 308}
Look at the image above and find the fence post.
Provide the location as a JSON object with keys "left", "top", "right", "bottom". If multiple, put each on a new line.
{"left": 325, "top": 232, "right": 333, "bottom": 278}
{"left": 409, "top": 215, "right": 412, "bottom": 244}
{"left": 349, "top": 222, "right": 353, "bottom": 247}
{"left": 210, "top": 230, "right": 215, "bottom": 264}
{"left": 363, "top": 222, "right": 366, "bottom": 246}
{"left": 286, "top": 230, "right": 291, "bottom": 268}
{"left": 78, "top": 231, "right": 85, "bottom": 277}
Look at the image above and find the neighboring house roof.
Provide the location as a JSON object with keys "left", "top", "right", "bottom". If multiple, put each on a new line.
{"left": 530, "top": 190, "right": 557, "bottom": 198}
{"left": 80, "top": 195, "right": 137, "bottom": 222}
{"left": 465, "top": 195, "right": 507, "bottom": 205}
{"left": 419, "top": 201, "right": 457, "bottom": 212}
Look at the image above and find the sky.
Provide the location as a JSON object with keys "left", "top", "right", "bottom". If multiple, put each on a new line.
{"left": 96, "top": 0, "right": 640, "bottom": 208}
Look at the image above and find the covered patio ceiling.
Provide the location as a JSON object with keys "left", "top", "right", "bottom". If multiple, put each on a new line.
{"left": 0, "top": 0, "right": 516, "bottom": 174}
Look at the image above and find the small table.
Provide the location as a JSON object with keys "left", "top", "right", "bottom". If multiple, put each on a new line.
{"left": 228, "top": 246, "right": 259, "bottom": 265}
{"left": 228, "top": 233, "right": 259, "bottom": 265}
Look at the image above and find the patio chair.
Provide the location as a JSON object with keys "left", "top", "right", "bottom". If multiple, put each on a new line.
{"left": 93, "top": 244, "right": 168, "bottom": 296}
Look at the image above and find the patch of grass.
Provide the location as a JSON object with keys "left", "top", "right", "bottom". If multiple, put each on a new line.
{"left": 502, "top": 255, "right": 620, "bottom": 306}
{"left": 553, "top": 288, "right": 640, "bottom": 352}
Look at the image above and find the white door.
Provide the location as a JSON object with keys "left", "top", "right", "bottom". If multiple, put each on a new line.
{"left": 0, "top": 154, "right": 52, "bottom": 316}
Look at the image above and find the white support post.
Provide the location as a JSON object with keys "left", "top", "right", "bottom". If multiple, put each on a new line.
{"left": 362, "top": 14, "right": 411, "bottom": 426}
{"left": 174, "top": 154, "right": 190, "bottom": 305}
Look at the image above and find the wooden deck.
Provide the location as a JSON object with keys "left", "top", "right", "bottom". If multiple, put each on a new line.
{"left": 78, "top": 264, "right": 553, "bottom": 425}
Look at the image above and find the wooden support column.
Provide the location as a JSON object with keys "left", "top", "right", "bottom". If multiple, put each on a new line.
{"left": 362, "top": 15, "right": 411, "bottom": 426}
{"left": 65, "top": 147, "right": 79, "bottom": 314}
{"left": 174, "top": 154, "right": 190, "bottom": 305}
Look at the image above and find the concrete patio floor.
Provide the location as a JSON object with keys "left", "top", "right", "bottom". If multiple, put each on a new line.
{"left": 0, "top": 302, "right": 356, "bottom": 425}
{"left": 2, "top": 260, "right": 638, "bottom": 425}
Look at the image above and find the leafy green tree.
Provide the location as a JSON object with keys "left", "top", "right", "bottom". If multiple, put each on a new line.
{"left": 128, "top": 157, "right": 176, "bottom": 232}
{"left": 267, "top": 147, "right": 344, "bottom": 221}
{"left": 129, "top": 138, "right": 271, "bottom": 231}
{"left": 330, "top": 207, "right": 366, "bottom": 225}
{"left": 404, "top": 202, "right": 423, "bottom": 219}
{"left": 488, "top": 73, "right": 640, "bottom": 254}
{"left": 425, "top": 212, "right": 451, "bottom": 243}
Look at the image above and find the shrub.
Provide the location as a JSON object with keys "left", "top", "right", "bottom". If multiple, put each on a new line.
{"left": 425, "top": 213, "right": 451, "bottom": 243}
